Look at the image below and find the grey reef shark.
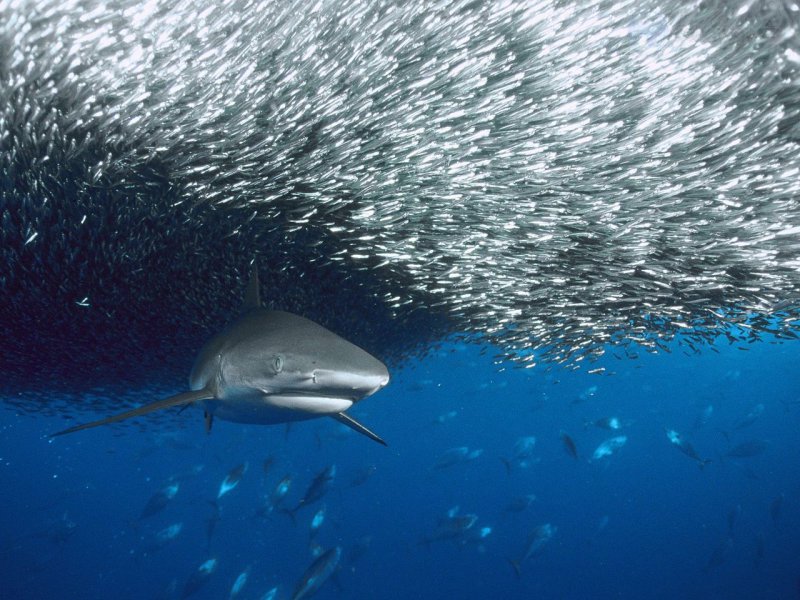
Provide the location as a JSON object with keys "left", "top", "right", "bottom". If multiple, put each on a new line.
{"left": 51, "top": 264, "right": 390, "bottom": 445}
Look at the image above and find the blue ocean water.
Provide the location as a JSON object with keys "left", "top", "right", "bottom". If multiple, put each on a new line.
{"left": 1, "top": 335, "right": 798, "bottom": 599}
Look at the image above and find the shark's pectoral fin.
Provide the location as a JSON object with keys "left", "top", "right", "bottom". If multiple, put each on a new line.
{"left": 50, "top": 389, "right": 213, "bottom": 437}
{"left": 331, "top": 412, "right": 387, "bottom": 447}
{"left": 204, "top": 411, "right": 214, "bottom": 434}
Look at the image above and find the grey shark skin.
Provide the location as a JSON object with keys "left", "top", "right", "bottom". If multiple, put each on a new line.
{"left": 51, "top": 266, "right": 390, "bottom": 445}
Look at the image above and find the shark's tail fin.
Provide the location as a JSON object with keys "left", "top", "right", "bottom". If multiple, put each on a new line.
{"left": 508, "top": 558, "right": 522, "bottom": 578}
{"left": 50, "top": 389, "right": 213, "bottom": 437}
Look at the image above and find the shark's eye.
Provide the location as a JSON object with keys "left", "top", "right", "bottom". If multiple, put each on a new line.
{"left": 273, "top": 355, "right": 284, "bottom": 374}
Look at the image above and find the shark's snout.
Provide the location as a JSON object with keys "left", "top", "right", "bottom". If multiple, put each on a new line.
{"left": 312, "top": 362, "right": 390, "bottom": 399}
{"left": 366, "top": 370, "right": 391, "bottom": 396}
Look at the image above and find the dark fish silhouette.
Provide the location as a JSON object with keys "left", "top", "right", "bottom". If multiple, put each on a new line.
{"left": 286, "top": 465, "right": 336, "bottom": 520}
{"left": 350, "top": 465, "right": 377, "bottom": 487}
{"left": 140, "top": 482, "right": 180, "bottom": 519}
{"left": 435, "top": 447, "right": 483, "bottom": 470}
{"left": 503, "top": 495, "right": 537, "bottom": 514}
{"left": 560, "top": 431, "right": 578, "bottom": 460}
{"left": 182, "top": 558, "right": 217, "bottom": 599}
{"left": 584, "top": 416, "right": 622, "bottom": 431}
{"left": 725, "top": 440, "right": 767, "bottom": 458}
{"left": 500, "top": 437, "right": 537, "bottom": 473}
{"left": 509, "top": 523, "right": 557, "bottom": 577}
{"left": 421, "top": 507, "right": 480, "bottom": 545}
{"left": 733, "top": 404, "right": 764, "bottom": 429}
{"left": 291, "top": 547, "right": 341, "bottom": 600}
{"left": 666, "top": 429, "right": 711, "bottom": 469}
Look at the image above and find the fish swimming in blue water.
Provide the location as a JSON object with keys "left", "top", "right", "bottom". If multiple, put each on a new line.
{"left": 218, "top": 463, "right": 247, "bottom": 499}
{"left": 349, "top": 464, "right": 377, "bottom": 487}
{"left": 229, "top": 567, "right": 250, "bottom": 599}
{"left": 560, "top": 431, "right": 579, "bottom": 460}
{"left": 509, "top": 523, "right": 557, "bottom": 577}
{"left": 140, "top": 481, "right": 180, "bottom": 519}
{"left": 182, "top": 558, "right": 217, "bottom": 599}
{"left": 263, "top": 475, "right": 293, "bottom": 515}
{"left": 422, "top": 506, "right": 481, "bottom": 546}
{"left": 291, "top": 546, "right": 341, "bottom": 600}
{"left": 585, "top": 416, "right": 624, "bottom": 431}
{"left": 139, "top": 523, "right": 183, "bottom": 559}
{"left": 665, "top": 429, "right": 711, "bottom": 469}
{"left": 591, "top": 436, "right": 628, "bottom": 461}
{"left": 285, "top": 465, "right": 336, "bottom": 520}
{"left": 503, "top": 494, "right": 537, "bottom": 514}
{"left": 259, "top": 587, "right": 279, "bottom": 600}
{"left": 733, "top": 403, "right": 765, "bottom": 430}
{"left": 725, "top": 440, "right": 767, "bottom": 459}
{"left": 434, "top": 446, "right": 483, "bottom": 470}
{"left": 500, "top": 436, "right": 537, "bottom": 473}
{"left": 309, "top": 506, "right": 326, "bottom": 540}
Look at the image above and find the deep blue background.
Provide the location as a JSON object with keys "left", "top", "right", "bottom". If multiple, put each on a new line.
{"left": 1, "top": 335, "right": 798, "bottom": 599}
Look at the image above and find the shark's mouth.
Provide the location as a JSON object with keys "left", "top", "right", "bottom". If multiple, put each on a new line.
{"left": 261, "top": 393, "right": 354, "bottom": 416}
{"left": 310, "top": 368, "right": 390, "bottom": 399}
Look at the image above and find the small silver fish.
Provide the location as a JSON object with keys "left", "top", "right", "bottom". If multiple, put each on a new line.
{"left": 591, "top": 436, "right": 627, "bottom": 461}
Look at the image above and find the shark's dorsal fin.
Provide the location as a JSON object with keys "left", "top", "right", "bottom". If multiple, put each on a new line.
{"left": 50, "top": 389, "right": 213, "bottom": 437}
{"left": 242, "top": 261, "right": 261, "bottom": 312}
{"left": 332, "top": 412, "right": 387, "bottom": 447}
